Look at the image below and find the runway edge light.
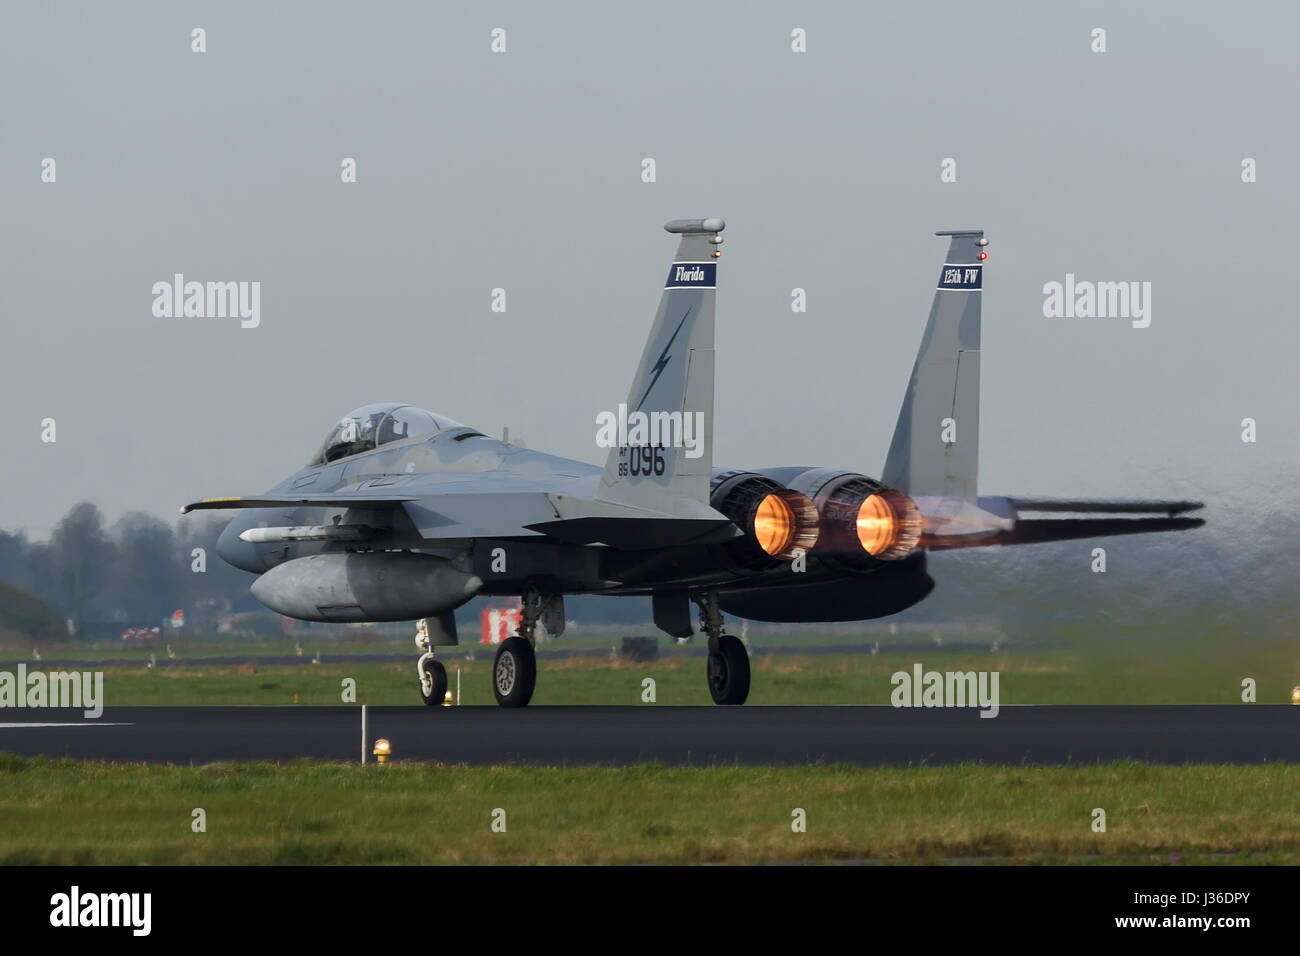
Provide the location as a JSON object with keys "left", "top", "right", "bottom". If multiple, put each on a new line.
{"left": 373, "top": 738, "right": 392, "bottom": 764}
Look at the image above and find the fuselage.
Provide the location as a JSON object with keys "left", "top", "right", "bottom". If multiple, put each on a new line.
{"left": 216, "top": 418, "right": 919, "bottom": 600}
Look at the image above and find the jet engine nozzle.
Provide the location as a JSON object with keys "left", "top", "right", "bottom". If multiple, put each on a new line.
{"left": 852, "top": 489, "right": 922, "bottom": 560}
{"left": 709, "top": 472, "right": 820, "bottom": 570}
{"left": 751, "top": 488, "right": 820, "bottom": 559}
{"left": 751, "top": 468, "right": 922, "bottom": 569}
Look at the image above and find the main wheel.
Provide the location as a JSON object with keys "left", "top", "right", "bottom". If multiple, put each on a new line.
{"left": 419, "top": 659, "right": 448, "bottom": 706}
{"left": 493, "top": 637, "right": 536, "bottom": 708}
{"left": 707, "top": 634, "right": 750, "bottom": 705}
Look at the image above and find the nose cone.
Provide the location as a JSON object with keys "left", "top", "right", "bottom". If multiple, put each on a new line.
{"left": 217, "top": 511, "right": 271, "bottom": 573}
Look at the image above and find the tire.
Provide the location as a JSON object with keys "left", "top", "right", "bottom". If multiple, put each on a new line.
{"left": 493, "top": 637, "right": 536, "bottom": 708}
{"left": 419, "top": 659, "right": 448, "bottom": 707}
{"left": 707, "top": 634, "right": 750, "bottom": 705}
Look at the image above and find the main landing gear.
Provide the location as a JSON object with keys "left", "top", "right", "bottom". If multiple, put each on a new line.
{"left": 695, "top": 592, "right": 750, "bottom": 705}
{"left": 492, "top": 589, "right": 540, "bottom": 707}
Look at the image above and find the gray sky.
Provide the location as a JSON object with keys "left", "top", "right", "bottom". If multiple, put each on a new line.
{"left": 3, "top": 0, "right": 1296, "bottom": 541}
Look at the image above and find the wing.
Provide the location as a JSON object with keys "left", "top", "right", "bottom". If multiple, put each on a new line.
{"left": 182, "top": 472, "right": 736, "bottom": 549}
{"left": 181, "top": 494, "right": 416, "bottom": 513}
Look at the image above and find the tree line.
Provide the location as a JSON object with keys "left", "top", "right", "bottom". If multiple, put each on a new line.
{"left": 0, "top": 502, "right": 253, "bottom": 640}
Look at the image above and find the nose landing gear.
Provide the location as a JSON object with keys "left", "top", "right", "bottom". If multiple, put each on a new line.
{"left": 415, "top": 618, "right": 449, "bottom": 706}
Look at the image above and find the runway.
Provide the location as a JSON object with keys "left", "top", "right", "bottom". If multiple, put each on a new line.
{"left": 2, "top": 705, "right": 1297, "bottom": 766}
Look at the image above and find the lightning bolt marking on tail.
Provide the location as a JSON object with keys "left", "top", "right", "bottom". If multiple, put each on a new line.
{"left": 634, "top": 306, "right": 693, "bottom": 412}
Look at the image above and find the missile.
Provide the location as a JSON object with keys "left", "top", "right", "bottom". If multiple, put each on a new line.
{"left": 239, "top": 524, "right": 373, "bottom": 544}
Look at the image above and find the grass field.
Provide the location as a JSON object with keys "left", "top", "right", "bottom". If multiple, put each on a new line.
{"left": 0, "top": 755, "right": 1295, "bottom": 864}
{"left": 6, "top": 627, "right": 1003, "bottom": 664}
{"left": 52, "top": 634, "right": 1300, "bottom": 707}
{"left": 9, "top": 626, "right": 1012, "bottom": 661}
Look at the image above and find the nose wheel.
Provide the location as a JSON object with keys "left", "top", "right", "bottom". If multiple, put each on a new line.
{"left": 418, "top": 657, "right": 448, "bottom": 706}
{"left": 415, "top": 618, "right": 448, "bottom": 707}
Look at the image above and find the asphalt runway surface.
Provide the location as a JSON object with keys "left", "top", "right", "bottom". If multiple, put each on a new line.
{"left": 2, "top": 705, "right": 1297, "bottom": 766}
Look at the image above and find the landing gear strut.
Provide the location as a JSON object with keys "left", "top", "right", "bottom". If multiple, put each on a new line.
{"left": 415, "top": 619, "right": 448, "bottom": 706}
{"left": 695, "top": 592, "right": 750, "bottom": 705}
{"left": 493, "top": 589, "right": 539, "bottom": 707}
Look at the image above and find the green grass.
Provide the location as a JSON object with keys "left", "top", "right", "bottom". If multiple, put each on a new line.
{"left": 78, "top": 636, "right": 1300, "bottom": 706}
{"left": 0, "top": 755, "right": 1295, "bottom": 864}
{"left": 15, "top": 626, "right": 1009, "bottom": 663}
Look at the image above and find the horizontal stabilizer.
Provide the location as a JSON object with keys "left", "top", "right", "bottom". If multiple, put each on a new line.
{"left": 1005, "top": 497, "right": 1204, "bottom": 517}
{"left": 927, "top": 516, "right": 1205, "bottom": 550}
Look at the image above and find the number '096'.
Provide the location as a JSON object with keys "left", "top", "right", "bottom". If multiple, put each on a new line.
{"left": 621, "top": 445, "right": 666, "bottom": 477}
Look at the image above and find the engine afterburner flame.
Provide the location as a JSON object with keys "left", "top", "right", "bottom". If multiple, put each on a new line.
{"left": 855, "top": 491, "right": 922, "bottom": 560}
{"left": 754, "top": 493, "right": 795, "bottom": 556}
{"left": 708, "top": 471, "right": 821, "bottom": 569}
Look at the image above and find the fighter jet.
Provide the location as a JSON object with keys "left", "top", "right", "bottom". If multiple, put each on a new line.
{"left": 183, "top": 219, "right": 1203, "bottom": 707}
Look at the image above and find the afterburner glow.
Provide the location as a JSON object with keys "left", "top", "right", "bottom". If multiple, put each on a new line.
{"left": 856, "top": 494, "right": 898, "bottom": 556}
{"left": 754, "top": 493, "right": 796, "bottom": 556}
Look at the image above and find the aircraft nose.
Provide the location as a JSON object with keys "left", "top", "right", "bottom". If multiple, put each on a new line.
{"left": 217, "top": 512, "right": 270, "bottom": 573}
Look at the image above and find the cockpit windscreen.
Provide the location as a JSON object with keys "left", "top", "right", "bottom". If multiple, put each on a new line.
{"left": 313, "top": 403, "right": 462, "bottom": 464}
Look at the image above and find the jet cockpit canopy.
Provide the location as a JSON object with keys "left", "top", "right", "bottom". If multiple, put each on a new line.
{"left": 313, "top": 403, "right": 463, "bottom": 464}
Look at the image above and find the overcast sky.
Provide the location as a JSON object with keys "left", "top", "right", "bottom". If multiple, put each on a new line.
{"left": 2, "top": 1, "right": 1296, "bottom": 541}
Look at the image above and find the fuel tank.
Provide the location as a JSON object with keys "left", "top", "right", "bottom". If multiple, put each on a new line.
{"left": 249, "top": 551, "right": 483, "bottom": 623}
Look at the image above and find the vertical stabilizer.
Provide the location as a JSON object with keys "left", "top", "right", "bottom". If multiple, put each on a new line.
{"left": 597, "top": 218, "right": 724, "bottom": 519}
{"left": 882, "top": 230, "right": 984, "bottom": 502}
